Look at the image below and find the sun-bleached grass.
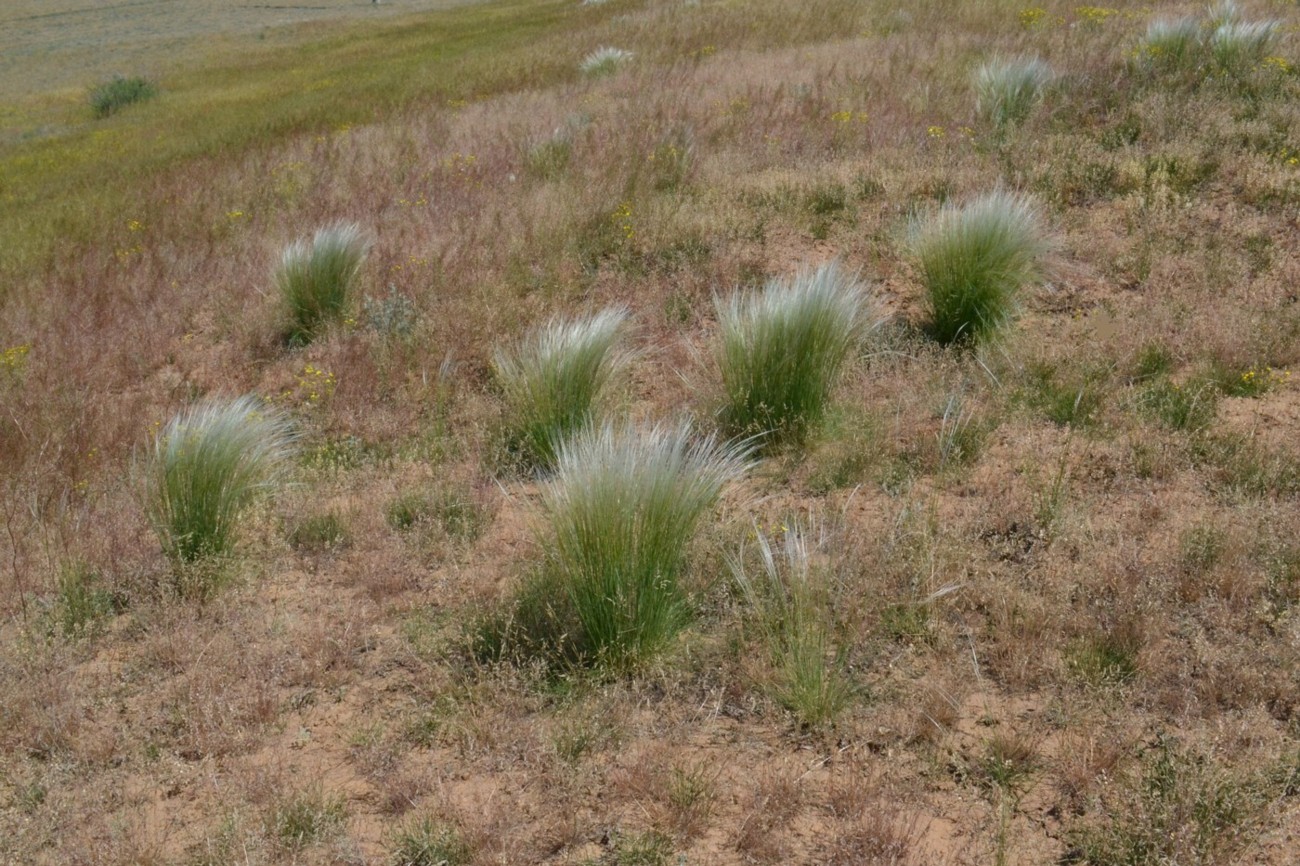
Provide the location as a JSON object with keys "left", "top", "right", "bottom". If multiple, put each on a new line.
{"left": 910, "top": 191, "right": 1051, "bottom": 345}
{"left": 492, "top": 305, "right": 631, "bottom": 472}
{"left": 580, "top": 46, "right": 634, "bottom": 77}
{"left": 540, "top": 422, "right": 750, "bottom": 668}
{"left": 972, "top": 56, "right": 1052, "bottom": 131}
{"left": 274, "top": 222, "right": 370, "bottom": 345}
{"left": 729, "top": 521, "right": 851, "bottom": 726}
{"left": 146, "top": 395, "right": 295, "bottom": 569}
{"left": 714, "top": 261, "right": 876, "bottom": 447}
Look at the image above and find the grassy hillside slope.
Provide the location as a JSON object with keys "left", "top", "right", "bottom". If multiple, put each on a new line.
{"left": 3, "top": 1, "right": 1300, "bottom": 863}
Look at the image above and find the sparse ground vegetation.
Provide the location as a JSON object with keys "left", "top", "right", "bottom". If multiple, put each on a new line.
{"left": 3, "top": 0, "right": 1300, "bottom": 863}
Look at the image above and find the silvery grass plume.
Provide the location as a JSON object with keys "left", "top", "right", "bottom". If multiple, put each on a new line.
{"left": 1139, "top": 17, "right": 1203, "bottom": 69}
{"left": 275, "top": 222, "right": 370, "bottom": 345}
{"left": 715, "top": 260, "right": 877, "bottom": 447}
{"left": 146, "top": 395, "right": 296, "bottom": 570}
{"left": 972, "top": 56, "right": 1053, "bottom": 130}
{"left": 728, "top": 519, "right": 851, "bottom": 726}
{"left": 580, "top": 46, "right": 634, "bottom": 77}
{"left": 1205, "top": 0, "right": 1241, "bottom": 29}
{"left": 1210, "top": 19, "right": 1278, "bottom": 71}
{"left": 542, "top": 421, "right": 751, "bottom": 668}
{"left": 911, "top": 190, "right": 1052, "bottom": 345}
{"left": 492, "top": 305, "right": 631, "bottom": 472}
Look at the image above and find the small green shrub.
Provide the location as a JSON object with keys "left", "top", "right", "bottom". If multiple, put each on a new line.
{"left": 913, "top": 191, "right": 1051, "bottom": 345}
{"left": 580, "top": 46, "right": 633, "bottom": 77}
{"left": 729, "top": 521, "right": 852, "bottom": 726}
{"left": 538, "top": 422, "right": 750, "bottom": 669}
{"left": 146, "top": 395, "right": 295, "bottom": 570}
{"left": 972, "top": 56, "right": 1052, "bottom": 131}
{"left": 492, "top": 305, "right": 630, "bottom": 472}
{"left": 389, "top": 818, "right": 470, "bottom": 866}
{"left": 386, "top": 488, "right": 488, "bottom": 542}
{"left": 714, "top": 260, "right": 876, "bottom": 447}
{"left": 89, "top": 75, "right": 157, "bottom": 117}
{"left": 275, "top": 222, "right": 370, "bottom": 345}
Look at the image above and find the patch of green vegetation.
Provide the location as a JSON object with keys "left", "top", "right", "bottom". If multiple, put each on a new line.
{"left": 1019, "top": 361, "right": 1108, "bottom": 428}
{"left": 287, "top": 511, "right": 349, "bottom": 553}
{"left": 53, "top": 560, "right": 123, "bottom": 638}
{"left": 89, "top": 76, "right": 158, "bottom": 118}
{"left": 389, "top": 817, "right": 470, "bottom": 866}
{"left": 272, "top": 787, "right": 345, "bottom": 849}
{"left": 1068, "top": 735, "right": 1270, "bottom": 866}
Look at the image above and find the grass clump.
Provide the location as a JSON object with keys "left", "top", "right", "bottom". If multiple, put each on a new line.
{"left": 53, "top": 561, "right": 122, "bottom": 638}
{"left": 729, "top": 521, "right": 852, "bottom": 727}
{"left": 1138, "top": 18, "right": 1202, "bottom": 71}
{"left": 537, "top": 422, "right": 749, "bottom": 669}
{"left": 972, "top": 56, "right": 1052, "bottom": 131}
{"left": 714, "top": 260, "right": 876, "bottom": 447}
{"left": 146, "top": 395, "right": 295, "bottom": 568}
{"left": 272, "top": 787, "right": 345, "bottom": 849}
{"left": 389, "top": 818, "right": 470, "bottom": 866}
{"left": 911, "top": 190, "right": 1051, "bottom": 345}
{"left": 580, "top": 46, "right": 634, "bottom": 77}
{"left": 275, "top": 222, "right": 370, "bottom": 346}
{"left": 1211, "top": 20, "right": 1278, "bottom": 73}
{"left": 89, "top": 75, "right": 158, "bottom": 118}
{"left": 492, "top": 305, "right": 630, "bottom": 472}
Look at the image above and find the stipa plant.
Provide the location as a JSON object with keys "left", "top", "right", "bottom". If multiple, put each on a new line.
{"left": 492, "top": 305, "right": 631, "bottom": 472}
{"left": 580, "top": 46, "right": 634, "bottom": 77}
{"left": 275, "top": 222, "right": 370, "bottom": 345}
{"left": 146, "top": 395, "right": 295, "bottom": 569}
{"left": 910, "top": 190, "right": 1051, "bottom": 345}
{"left": 728, "top": 521, "right": 852, "bottom": 727}
{"left": 89, "top": 75, "right": 158, "bottom": 117}
{"left": 972, "top": 56, "right": 1052, "bottom": 131}
{"left": 1138, "top": 18, "right": 1203, "bottom": 71}
{"left": 540, "top": 422, "right": 750, "bottom": 669}
{"left": 1210, "top": 20, "right": 1278, "bottom": 73}
{"left": 714, "top": 260, "right": 876, "bottom": 447}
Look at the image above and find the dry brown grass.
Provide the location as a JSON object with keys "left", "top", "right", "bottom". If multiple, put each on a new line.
{"left": 3, "top": 0, "right": 1300, "bottom": 864}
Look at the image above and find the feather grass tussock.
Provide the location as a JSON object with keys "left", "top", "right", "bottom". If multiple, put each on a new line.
{"left": 729, "top": 521, "right": 852, "bottom": 727}
{"left": 972, "top": 56, "right": 1053, "bottom": 131}
{"left": 580, "top": 46, "right": 634, "bottom": 77}
{"left": 910, "top": 190, "right": 1051, "bottom": 345}
{"left": 714, "top": 261, "right": 876, "bottom": 447}
{"left": 274, "top": 222, "right": 370, "bottom": 346}
{"left": 145, "top": 395, "right": 296, "bottom": 569}
{"left": 492, "top": 305, "right": 631, "bottom": 472}
{"left": 539, "top": 421, "right": 751, "bottom": 669}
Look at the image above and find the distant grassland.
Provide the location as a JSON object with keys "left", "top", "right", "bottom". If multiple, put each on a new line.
{"left": 0, "top": 0, "right": 594, "bottom": 298}
{"left": 0, "top": 0, "right": 489, "bottom": 100}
